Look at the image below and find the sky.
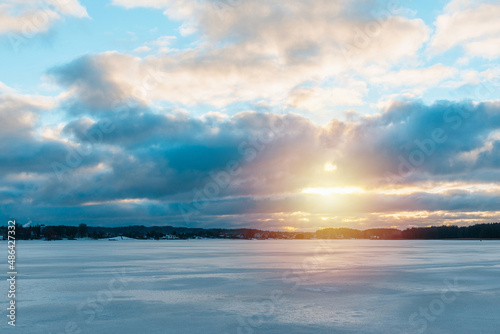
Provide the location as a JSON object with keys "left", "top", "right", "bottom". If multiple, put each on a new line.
{"left": 1, "top": 0, "right": 500, "bottom": 231}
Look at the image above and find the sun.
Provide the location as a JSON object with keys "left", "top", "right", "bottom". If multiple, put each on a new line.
{"left": 324, "top": 162, "right": 337, "bottom": 172}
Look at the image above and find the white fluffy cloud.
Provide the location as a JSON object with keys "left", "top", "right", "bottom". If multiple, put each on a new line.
{"left": 0, "top": 90, "right": 56, "bottom": 139}
{"left": 0, "top": 0, "right": 88, "bottom": 35}
{"left": 430, "top": 0, "right": 500, "bottom": 58}
{"left": 0, "top": 81, "right": 15, "bottom": 94}
{"left": 286, "top": 82, "right": 368, "bottom": 113}
{"left": 59, "top": 0, "right": 431, "bottom": 112}
{"left": 465, "top": 36, "right": 500, "bottom": 60}
{"left": 114, "top": 0, "right": 430, "bottom": 64}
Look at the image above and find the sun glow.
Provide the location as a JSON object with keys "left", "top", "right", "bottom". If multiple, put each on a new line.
{"left": 302, "top": 187, "right": 366, "bottom": 195}
{"left": 302, "top": 182, "right": 500, "bottom": 198}
{"left": 324, "top": 163, "right": 337, "bottom": 172}
{"left": 377, "top": 182, "right": 500, "bottom": 195}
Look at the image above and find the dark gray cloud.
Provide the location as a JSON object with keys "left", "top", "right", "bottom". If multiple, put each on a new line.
{"left": 331, "top": 100, "right": 500, "bottom": 183}
{"left": 2, "top": 92, "right": 500, "bottom": 228}
{"left": 48, "top": 54, "right": 132, "bottom": 111}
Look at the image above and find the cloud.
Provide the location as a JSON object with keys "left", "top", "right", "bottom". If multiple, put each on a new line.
{"left": 0, "top": 90, "right": 103, "bottom": 198}
{"left": 464, "top": 36, "right": 500, "bottom": 60}
{"left": 0, "top": 91, "right": 56, "bottom": 138}
{"left": 101, "top": 0, "right": 430, "bottom": 109}
{"left": 337, "top": 100, "right": 500, "bottom": 182}
{"left": 3, "top": 0, "right": 500, "bottom": 229}
{"left": 430, "top": 1, "right": 500, "bottom": 58}
{"left": 0, "top": 0, "right": 88, "bottom": 35}
{"left": 3, "top": 91, "right": 500, "bottom": 229}
{"left": 46, "top": 0, "right": 89, "bottom": 18}
{"left": 0, "top": 81, "right": 15, "bottom": 94}
{"left": 49, "top": 24, "right": 429, "bottom": 111}
{"left": 48, "top": 52, "right": 138, "bottom": 111}
{"left": 367, "top": 64, "right": 457, "bottom": 87}
{"left": 133, "top": 46, "right": 152, "bottom": 53}
{"left": 286, "top": 81, "right": 368, "bottom": 112}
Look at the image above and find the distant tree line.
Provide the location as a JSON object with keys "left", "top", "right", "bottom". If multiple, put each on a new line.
{"left": 401, "top": 223, "right": 500, "bottom": 239}
{"left": 1, "top": 222, "right": 500, "bottom": 240}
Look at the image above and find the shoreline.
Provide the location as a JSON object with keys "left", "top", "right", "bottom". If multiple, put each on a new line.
{"left": 2, "top": 238, "right": 500, "bottom": 242}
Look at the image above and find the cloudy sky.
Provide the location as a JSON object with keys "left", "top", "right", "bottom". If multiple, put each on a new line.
{"left": 1, "top": 0, "right": 500, "bottom": 231}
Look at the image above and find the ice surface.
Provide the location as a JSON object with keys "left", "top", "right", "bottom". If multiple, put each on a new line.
{"left": 0, "top": 240, "right": 499, "bottom": 333}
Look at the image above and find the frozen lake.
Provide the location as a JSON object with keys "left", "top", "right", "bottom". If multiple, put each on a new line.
{"left": 1, "top": 240, "right": 499, "bottom": 333}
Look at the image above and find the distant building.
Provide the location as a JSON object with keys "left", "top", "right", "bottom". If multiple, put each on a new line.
{"left": 162, "top": 235, "right": 179, "bottom": 240}
{"left": 39, "top": 225, "right": 46, "bottom": 237}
